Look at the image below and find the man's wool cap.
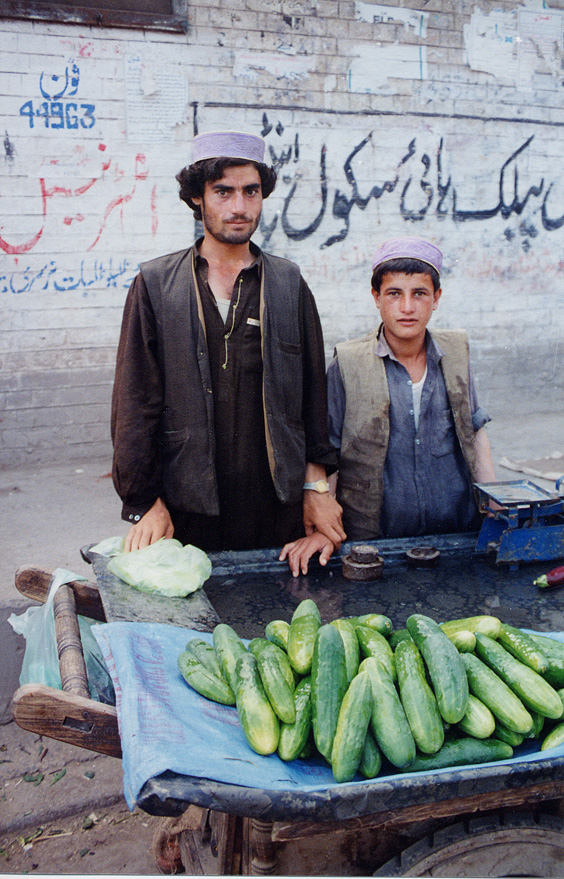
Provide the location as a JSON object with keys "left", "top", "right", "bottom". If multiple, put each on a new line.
{"left": 372, "top": 237, "right": 443, "bottom": 274}
{"left": 192, "top": 131, "right": 266, "bottom": 164}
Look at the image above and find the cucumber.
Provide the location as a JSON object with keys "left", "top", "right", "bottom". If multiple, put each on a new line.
{"left": 526, "top": 710, "right": 545, "bottom": 739}
{"left": 355, "top": 624, "right": 396, "bottom": 681}
{"left": 359, "top": 729, "right": 382, "bottom": 779}
{"left": 400, "top": 737, "right": 513, "bottom": 773}
{"left": 287, "top": 599, "right": 321, "bottom": 675}
{"left": 278, "top": 676, "right": 312, "bottom": 762}
{"left": 255, "top": 652, "right": 296, "bottom": 724}
{"left": 177, "top": 651, "right": 235, "bottom": 705}
{"left": 311, "top": 624, "right": 348, "bottom": 761}
{"left": 330, "top": 671, "right": 373, "bottom": 783}
{"left": 265, "top": 619, "right": 290, "bottom": 652}
{"left": 355, "top": 613, "right": 393, "bottom": 637}
{"left": 474, "top": 633, "right": 563, "bottom": 720}
{"left": 234, "top": 653, "right": 279, "bottom": 755}
{"left": 456, "top": 694, "right": 495, "bottom": 740}
{"left": 440, "top": 615, "right": 501, "bottom": 640}
{"left": 493, "top": 720, "right": 524, "bottom": 747}
{"left": 389, "top": 629, "right": 412, "bottom": 649}
{"left": 406, "top": 614, "right": 469, "bottom": 724}
{"left": 248, "top": 638, "right": 295, "bottom": 691}
{"left": 446, "top": 629, "right": 476, "bottom": 653}
{"left": 212, "top": 623, "right": 248, "bottom": 692}
{"left": 541, "top": 722, "right": 564, "bottom": 751}
{"left": 330, "top": 618, "right": 360, "bottom": 683}
{"left": 498, "top": 624, "right": 548, "bottom": 674}
{"left": 395, "top": 639, "right": 444, "bottom": 754}
{"left": 185, "top": 637, "right": 223, "bottom": 678}
{"left": 529, "top": 634, "right": 564, "bottom": 688}
{"left": 362, "top": 656, "right": 416, "bottom": 769}
{"left": 461, "top": 652, "right": 533, "bottom": 735}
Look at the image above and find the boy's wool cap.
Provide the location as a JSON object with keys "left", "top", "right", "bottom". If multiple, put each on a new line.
{"left": 372, "top": 237, "right": 443, "bottom": 274}
{"left": 192, "top": 131, "right": 266, "bottom": 164}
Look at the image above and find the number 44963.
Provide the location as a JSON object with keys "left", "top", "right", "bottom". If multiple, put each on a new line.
{"left": 19, "top": 100, "right": 96, "bottom": 130}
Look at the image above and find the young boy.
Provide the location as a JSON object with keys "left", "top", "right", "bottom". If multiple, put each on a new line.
{"left": 280, "top": 236, "right": 497, "bottom": 576}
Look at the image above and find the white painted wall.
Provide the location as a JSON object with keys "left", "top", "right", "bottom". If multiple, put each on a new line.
{"left": 1, "top": 1, "right": 563, "bottom": 466}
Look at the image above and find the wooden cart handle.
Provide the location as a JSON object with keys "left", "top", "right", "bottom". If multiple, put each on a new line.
{"left": 15, "top": 565, "right": 106, "bottom": 621}
{"left": 53, "top": 584, "right": 90, "bottom": 699}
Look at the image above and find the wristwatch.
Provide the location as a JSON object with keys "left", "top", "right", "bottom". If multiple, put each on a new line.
{"left": 303, "top": 480, "right": 330, "bottom": 493}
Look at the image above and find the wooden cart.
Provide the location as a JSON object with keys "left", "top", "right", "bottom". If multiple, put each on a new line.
{"left": 11, "top": 535, "right": 564, "bottom": 876}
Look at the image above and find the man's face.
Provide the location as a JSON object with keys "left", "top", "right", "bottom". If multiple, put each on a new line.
{"left": 195, "top": 164, "right": 263, "bottom": 245}
{"left": 371, "top": 271, "right": 441, "bottom": 345}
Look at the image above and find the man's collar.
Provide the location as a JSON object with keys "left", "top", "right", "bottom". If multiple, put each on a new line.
{"left": 194, "top": 237, "right": 262, "bottom": 270}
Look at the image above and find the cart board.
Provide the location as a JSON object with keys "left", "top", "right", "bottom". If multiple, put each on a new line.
{"left": 12, "top": 532, "right": 564, "bottom": 875}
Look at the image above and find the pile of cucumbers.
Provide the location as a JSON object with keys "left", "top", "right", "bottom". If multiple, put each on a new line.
{"left": 177, "top": 599, "right": 564, "bottom": 784}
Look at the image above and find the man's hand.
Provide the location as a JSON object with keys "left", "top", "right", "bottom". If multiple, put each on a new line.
{"left": 303, "top": 491, "right": 346, "bottom": 548}
{"left": 280, "top": 532, "right": 335, "bottom": 577}
{"left": 124, "top": 497, "right": 174, "bottom": 552}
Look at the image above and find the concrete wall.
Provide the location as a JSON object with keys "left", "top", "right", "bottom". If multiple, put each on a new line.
{"left": 1, "top": 0, "right": 563, "bottom": 467}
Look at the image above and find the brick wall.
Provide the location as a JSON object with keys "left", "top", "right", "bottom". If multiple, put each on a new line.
{"left": 1, "top": 1, "right": 563, "bottom": 466}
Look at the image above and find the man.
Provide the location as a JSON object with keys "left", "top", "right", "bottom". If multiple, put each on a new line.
{"left": 111, "top": 130, "right": 344, "bottom": 558}
{"left": 281, "top": 236, "right": 497, "bottom": 576}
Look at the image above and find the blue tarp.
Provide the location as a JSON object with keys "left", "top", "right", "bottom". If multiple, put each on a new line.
{"left": 93, "top": 621, "right": 564, "bottom": 810}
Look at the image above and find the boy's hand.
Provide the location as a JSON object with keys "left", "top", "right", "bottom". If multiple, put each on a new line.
{"left": 279, "top": 532, "right": 335, "bottom": 578}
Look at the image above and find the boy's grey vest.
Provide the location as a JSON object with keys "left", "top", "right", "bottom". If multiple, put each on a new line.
{"left": 140, "top": 246, "right": 306, "bottom": 516}
{"left": 335, "top": 328, "right": 478, "bottom": 538}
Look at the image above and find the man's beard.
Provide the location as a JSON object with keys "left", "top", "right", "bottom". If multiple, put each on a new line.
{"left": 201, "top": 205, "right": 260, "bottom": 245}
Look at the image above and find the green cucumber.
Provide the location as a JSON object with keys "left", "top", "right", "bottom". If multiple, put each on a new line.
{"left": 310, "top": 624, "right": 348, "bottom": 761}
{"left": 255, "top": 652, "right": 296, "bottom": 724}
{"left": 212, "top": 623, "right": 248, "bottom": 692}
{"left": 330, "top": 618, "right": 360, "bottom": 683}
{"left": 493, "top": 720, "right": 524, "bottom": 747}
{"left": 355, "top": 624, "right": 396, "bottom": 681}
{"left": 401, "top": 737, "right": 513, "bottom": 773}
{"left": 234, "top": 653, "right": 279, "bottom": 755}
{"left": 446, "top": 629, "right": 476, "bottom": 653}
{"left": 541, "top": 722, "right": 564, "bottom": 751}
{"left": 440, "top": 615, "right": 501, "bottom": 640}
{"left": 388, "top": 629, "right": 412, "bottom": 649}
{"left": 177, "top": 651, "right": 235, "bottom": 705}
{"left": 355, "top": 613, "right": 393, "bottom": 637}
{"left": 406, "top": 614, "right": 469, "bottom": 724}
{"left": 265, "top": 619, "right": 290, "bottom": 652}
{"left": 362, "top": 656, "right": 416, "bottom": 769}
{"left": 475, "top": 633, "right": 563, "bottom": 720}
{"left": 185, "top": 637, "right": 224, "bottom": 678}
{"left": 248, "top": 638, "right": 295, "bottom": 691}
{"left": 498, "top": 624, "right": 548, "bottom": 674}
{"left": 456, "top": 695, "right": 495, "bottom": 739}
{"left": 526, "top": 710, "right": 545, "bottom": 739}
{"left": 287, "top": 599, "right": 321, "bottom": 675}
{"left": 359, "top": 729, "right": 382, "bottom": 779}
{"left": 395, "top": 639, "right": 444, "bottom": 754}
{"left": 330, "top": 671, "right": 373, "bottom": 783}
{"left": 529, "top": 634, "right": 564, "bottom": 688}
{"left": 461, "top": 652, "right": 533, "bottom": 734}
{"left": 278, "top": 676, "right": 312, "bottom": 762}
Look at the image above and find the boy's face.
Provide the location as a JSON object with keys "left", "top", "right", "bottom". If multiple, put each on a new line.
{"left": 371, "top": 271, "right": 441, "bottom": 346}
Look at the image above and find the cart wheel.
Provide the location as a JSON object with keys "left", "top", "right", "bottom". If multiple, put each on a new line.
{"left": 374, "top": 812, "right": 564, "bottom": 877}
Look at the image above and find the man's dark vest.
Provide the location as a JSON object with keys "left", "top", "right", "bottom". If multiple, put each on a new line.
{"left": 140, "top": 245, "right": 306, "bottom": 516}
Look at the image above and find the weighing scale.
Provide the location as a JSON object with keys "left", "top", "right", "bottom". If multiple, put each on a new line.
{"left": 475, "top": 477, "right": 564, "bottom": 564}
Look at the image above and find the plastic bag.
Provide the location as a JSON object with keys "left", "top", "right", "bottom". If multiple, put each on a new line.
{"left": 8, "top": 568, "right": 115, "bottom": 705}
{"left": 106, "top": 538, "right": 212, "bottom": 597}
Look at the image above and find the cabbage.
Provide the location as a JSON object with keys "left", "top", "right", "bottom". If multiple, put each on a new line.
{"left": 107, "top": 538, "right": 212, "bottom": 597}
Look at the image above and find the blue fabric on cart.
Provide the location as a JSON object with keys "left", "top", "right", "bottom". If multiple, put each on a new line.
{"left": 93, "top": 621, "right": 564, "bottom": 810}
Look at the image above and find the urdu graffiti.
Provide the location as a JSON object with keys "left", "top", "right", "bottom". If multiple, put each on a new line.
{"left": 19, "top": 62, "right": 96, "bottom": 132}
{"left": 257, "top": 114, "right": 564, "bottom": 252}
